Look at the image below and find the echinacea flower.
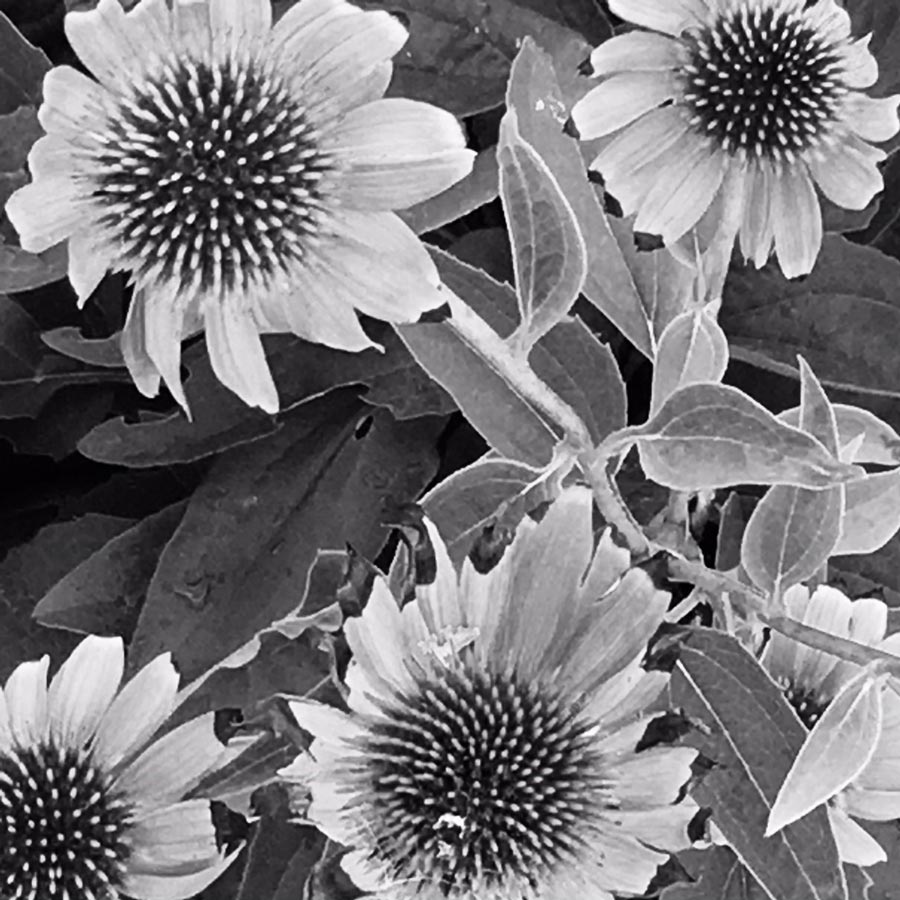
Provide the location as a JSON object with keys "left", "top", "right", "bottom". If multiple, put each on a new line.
{"left": 570, "top": 0, "right": 900, "bottom": 278}
{"left": 761, "top": 583, "right": 900, "bottom": 866}
{"left": 0, "top": 635, "right": 241, "bottom": 900}
{"left": 5, "top": 0, "right": 475, "bottom": 413}
{"left": 282, "top": 486, "right": 698, "bottom": 900}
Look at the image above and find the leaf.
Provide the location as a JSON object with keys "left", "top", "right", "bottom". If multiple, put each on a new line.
{"left": 650, "top": 306, "right": 729, "bottom": 416}
{"left": 0, "top": 514, "right": 133, "bottom": 679}
{"left": 506, "top": 38, "right": 653, "bottom": 357}
{"left": 0, "top": 12, "right": 49, "bottom": 113}
{"left": 498, "top": 106, "right": 587, "bottom": 348}
{"left": 662, "top": 846, "right": 770, "bottom": 900}
{"left": 79, "top": 330, "right": 452, "bottom": 467}
{"left": 722, "top": 238, "right": 900, "bottom": 399}
{"left": 0, "top": 293, "right": 42, "bottom": 377}
{"left": 834, "top": 468, "right": 900, "bottom": 556}
{"left": 399, "top": 147, "right": 499, "bottom": 236}
{"left": 628, "top": 382, "right": 861, "bottom": 492}
{"left": 741, "top": 484, "right": 844, "bottom": 596}
{"left": 41, "top": 326, "right": 125, "bottom": 368}
{"left": 32, "top": 501, "right": 186, "bottom": 639}
{"left": 768, "top": 668, "right": 885, "bottom": 838}
{"left": 346, "top": 0, "right": 604, "bottom": 117}
{"left": 423, "top": 456, "right": 552, "bottom": 567}
{"left": 127, "top": 394, "right": 441, "bottom": 682}
{"left": 670, "top": 627, "right": 848, "bottom": 900}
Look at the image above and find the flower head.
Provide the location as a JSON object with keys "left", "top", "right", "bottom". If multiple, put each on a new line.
{"left": 760, "top": 583, "right": 900, "bottom": 867}
{"left": 283, "top": 487, "right": 698, "bottom": 900}
{"left": 571, "top": 0, "right": 900, "bottom": 278}
{"left": 5, "top": 0, "right": 474, "bottom": 413}
{"left": 0, "top": 635, "right": 241, "bottom": 900}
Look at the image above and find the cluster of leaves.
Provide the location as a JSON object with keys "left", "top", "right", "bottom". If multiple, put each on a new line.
{"left": 3, "top": 1, "right": 900, "bottom": 899}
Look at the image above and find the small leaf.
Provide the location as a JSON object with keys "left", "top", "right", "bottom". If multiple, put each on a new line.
{"left": 834, "top": 468, "right": 900, "bottom": 556}
{"left": 767, "top": 668, "right": 886, "bottom": 837}
{"left": 498, "top": 107, "right": 587, "bottom": 349}
{"left": 0, "top": 12, "right": 50, "bottom": 113}
{"left": 41, "top": 327, "right": 125, "bottom": 368}
{"left": 797, "top": 357, "right": 840, "bottom": 456}
{"left": 740, "top": 483, "right": 844, "bottom": 596}
{"left": 670, "top": 627, "right": 848, "bottom": 900}
{"left": 628, "top": 382, "right": 861, "bottom": 492}
{"left": 650, "top": 305, "right": 729, "bottom": 416}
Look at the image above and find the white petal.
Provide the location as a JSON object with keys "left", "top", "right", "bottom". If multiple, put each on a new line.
{"left": 607, "top": 747, "right": 696, "bottom": 807}
{"left": 129, "top": 799, "right": 219, "bottom": 871}
{"left": 141, "top": 284, "right": 190, "bottom": 412}
{"left": 65, "top": 0, "right": 154, "bottom": 88}
{"left": 838, "top": 36, "right": 878, "bottom": 89}
{"left": 607, "top": 0, "right": 710, "bottom": 36}
{"left": 807, "top": 134, "right": 886, "bottom": 210}
{"left": 209, "top": 0, "right": 271, "bottom": 53}
{"left": 47, "top": 635, "right": 123, "bottom": 749}
{"left": 803, "top": 0, "right": 851, "bottom": 41}
{"left": 633, "top": 141, "right": 727, "bottom": 244}
{"left": 843, "top": 785, "right": 900, "bottom": 821}
{"left": 114, "top": 713, "right": 226, "bottom": 810}
{"left": 67, "top": 227, "right": 113, "bottom": 305}
{"left": 571, "top": 72, "right": 679, "bottom": 139}
{"left": 28, "top": 133, "right": 78, "bottom": 180}
{"left": 827, "top": 805, "right": 886, "bottom": 866}
{"left": 585, "top": 824, "right": 668, "bottom": 895}
{"left": 415, "top": 519, "right": 464, "bottom": 635}
{"left": 317, "top": 211, "right": 444, "bottom": 322}
{"left": 0, "top": 689, "right": 12, "bottom": 753}
{"left": 204, "top": 296, "right": 279, "bottom": 413}
{"left": 772, "top": 166, "right": 822, "bottom": 279}
{"left": 841, "top": 94, "right": 900, "bottom": 144}
{"left": 37, "top": 65, "right": 107, "bottom": 137}
{"left": 4, "top": 178, "right": 88, "bottom": 253}
{"left": 121, "top": 290, "right": 162, "bottom": 402}
{"left": 602, "top": 800, "right": 698, "bottom": 852}
{"left": 327, "top": 98, "right": 475, "bottom": 210}
{"left": 739, "top": 161, "right": 775, "bottom": 267}
{"left": 287, "top": 699, "right": 362, "bottom": 745}
{"left": 588, "top": 31, "right": 684, "bottom": 75}
{"left": 577, "top": 527, "right": 631, "bottom": 602}
{"left": 793, "top": 585, "right": 852, "bottom": 694}
{"left": 93, "top": 652, "right": 180, "bottom": 770}
{"left": 122, "top": 847, "right": 243, "bottom": 900}
{"left": 5, "top": 657, "right": 50, "bottom": 746}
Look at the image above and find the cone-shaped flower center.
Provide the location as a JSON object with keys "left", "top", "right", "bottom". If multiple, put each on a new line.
{"left": 92, "top": 54, "right": 333, "bottom": 294}
{"left": 363, "top": 666, "right": 606, "bottom": 895}
{"left": 682, "top": 2, "right": 847, "bottom": 159}
{"left": 784, "top": 684, "right": 828, "bottom": 729}
{"left": 0, "top": 743, "right": 133, "bottom": 899}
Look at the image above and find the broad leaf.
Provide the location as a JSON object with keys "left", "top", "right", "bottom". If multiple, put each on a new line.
{"left": 41, "top": 327, "right": 125, "bottom": 368}
{"left": 835, "top": 468, "right": 900, "bottom": 556}
{"left": 506, "top": 38, "right": 653, "bottom": 356}
{"left": 768, "top": 668, "right": 886, "bottom": 837}
{"left": 670, "top": 627, "right": 848, "bottom": 900}
{"left": 498, "top": 107, "right": 587, "bottom": 349}
{"left": 626, "top": 382, "right": 861, "bottom": 492}
{"left": 127, "top": 394, "right": 441, "bottom": 682}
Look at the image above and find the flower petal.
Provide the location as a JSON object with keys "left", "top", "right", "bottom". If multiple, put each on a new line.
{"left": 607, "top": 747, "right": 697, "bottom": 807}
{"left": 47, "top": 635, "right": 123, "bottom": 749}
{"left": 67, "top": 226, "right": 114, "bottom": 305}
{"left": 585, "top": 824, "right": 668, "bottom": 895}
{"left": 571, "top": 72, "right": 679, "bottom": 140}
{"left": 140, "top": 284, "right": 191, "bottom": 412}
{"left": 739, "top": 161, "right": 776, "bottom": 267}
{"left": 93, "top": 652, "right": 180, "bottom": 771}
{"left": 838, "top": 36, "right": 878, "bottom": 90}
{"left": 114, "top": 712, "right": 227, "bottom": 811}
{"left": 327, "top": 98, "right": 474, "bottom": 210}
{"left": 287, "top": 699, "right": 363, "bottom": 745}
{"left": 129, "top": 799, "right": 220, "bottom": 873}
{"left": 633, "top": 140, "right": 727, "bottom": 244}
{"left": 317, "top": 211, "right": 444, "bottom": 322}
{"left": 793, "top": 586, "right": 851, "bottom": 693}
{"left": 804, "top": 0, "right": 851, "bottom": 42}
{"left": 121, "top": 291, "right": 162, "bottom": 402}
{"left": 5, "top": 178, "right": 88, "bottom": 254}
{"left": 122, "top": 847, "right": 243, "bottom": 900}
{"left": 807, "top": 134, "right": 886, "bottom": 210}
{"left": 826, "top": 805, "right": 886, "bottom": 866}
{"left": 204, "top": 295, "right": 279, "bottom": 413}
{"left": 772, "top": 166, "right": 822, "bottom": 279}
{"left": 588, "top": 31, "right": 685, "bottom": 75}
{"left": 5, "top": 657, "right": 50, "bottom": 746}
{"left": 209, "top": 0, "right": 271, "bottom": 53}
{"left": 0, "top": 689, "right": 12, "bottom": 753}
{"left": 607, "top": 0, "right": 709, "bottom": 36}
{"left": 841, "top": 94, "right": 900, "bottom": 144}
{"left": 602, "top": 800, "right": 698, "bottom": 852}
{"left": 38, "top": 65, "right": 107, "bottom": 137}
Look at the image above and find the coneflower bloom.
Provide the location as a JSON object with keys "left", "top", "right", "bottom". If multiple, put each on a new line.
{"left": 570, "top": 0, "right": 900, "bottom": 278}
{"left": 0, "top": 635, "right": 241, "bottom": 899}
{"left": 282, "top": 487, "right": 698, "bottom": 900}
{"left": 5, "top": 0, "right": 474, "bottom": 413}
{"left": 761, "top": 583, "right": 900, "bottom": 866}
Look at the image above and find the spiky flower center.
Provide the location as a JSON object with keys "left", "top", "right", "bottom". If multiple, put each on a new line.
{"left": 784, "top": 684, "right": 828, "bottom": 729}
{"left": 0, "top": 743, "right": 133, "bottom": 900}
{"left": 91, "top": 54, "right": 334, "bottom": 295}
{"left": 681, "top": 2, "right": 848, "bottom": 159}
{"left": 361, "top": 667, "right": 606, "bottom": 897}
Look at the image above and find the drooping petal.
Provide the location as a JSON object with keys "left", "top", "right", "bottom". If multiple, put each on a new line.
{"left": 204, "top": 295, "right": 279, "bottom": 414}
{"left": 67, "top": 225, "right": 114, "bottom": 304}
{"left": 317, "top": 211, "right": 444, "bottom": 322}
{"left": 607, "top": 0, "right": 710, "bottom": 36}
{"left": 602, "top": 800, "right": 698, "bottom": 852}
{"left": 841, "top": 94, "right": 900, "bottom": 144}
{"left": 128, "top": 799, "right": 220, "bottom": 872}
{"left": 739, "top": 161, "right": 775, "bottom": 267}
{"left": 4, "top": 178, "right": 88, "bottom": 254}
{"left": 807, "top": 134, "right": 886, "bottom": 210}
{"left": 288, "top": 699, "right": 364, "bottom": 746}
{"left": 0, "top": 689, "right": 12, "bottom": 753}
{"left": 47, "top": 635, "right": 123, "bottom": 749}
{"left": 122, "top": 847, "right": 243, "bottom": 900}
{"left": 607, "top": 747, "right": 697, "bottom": 807}
{"left": 584, "top": 825, "right": 669, "bottom": 895}
{"left": 4, "top": 657, "right": 50, "bottom": 746}
{"left": 121, "top": 291, "right": 162, "bottom": 402}
{"left": 588, "top": 31, "right": 685, "bottom": 76}
{"left": 114, "top": 713, "right": 227, "bottom": 811}
{"left": 326, "top": 98, "right": 475, "bottom": 210}
{"left": 571, "top": 72, "right": 679, "bottom": 140}
{"left": 771, "top": 165, "right": 822, "bottom": 279}
{"left": 140, "top": 283, "right": 190, "bottom": 412}
{"left": 93, "top": 652, "right": 180, "bottom": 770}
{"left": 826, "top": 804, "right": 887, "bottom": 865}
